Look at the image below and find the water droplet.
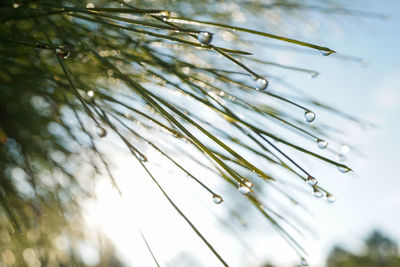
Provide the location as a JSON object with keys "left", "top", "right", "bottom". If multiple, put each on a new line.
{"left": 319, "top": 50, "right": 334, "bottom": 56}
{"left": 313, "top": 188, "right": 323, "bottom": 198}
{"left": 300, "top": 257, "right": 309, "bottom": 266}
{"left": 309, "top": 72, "right": 319, "bottom": 78}
{"left": 159, "top": 10, "right": 170, "bottom": 17}
{"left": 136, "top": 152, "right": 147, "bottom": 162}
{"left": 244, "top": 180, "right": 253, "bottom": 188}
{"left": 317, "top": 139, "right": 328, "bottom": 149}
{"left": 340, "top": 145, "right": 350, "bottom": 154}
{"left": 238, "top": 183, "right": 251, "bottom": 195}
{"left": 172, "top": 131, "right": 181, "bottom": 138}
{"left": 304, "top": 110, "right": 315, "bottom": 123}
{"left": 212, "top": 194, "right": 223, "bottom": 204}
{"left": 197, "top": 31, "right": 213, "bottom": 45}
{"left": 87, "top": 90, "right": 94, "bottom": 97}
{"left": 255, "top": 77, "right": 269, "bottom": 91}
{"left": 97, "top": 127, "right": 107, "bottom": 138}
{"left": 337, "top": 165, "right": 351, "bottom": 173}
{"left": 56, "top": 47, "right": 70, "bottom": 59}
{"left": 306, "top": 176, "right": 318, "bottom": 186}
{"left": 327, "top": 194, "right": 336, "bottom": 203}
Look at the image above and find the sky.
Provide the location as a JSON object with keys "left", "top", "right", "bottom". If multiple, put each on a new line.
{"left": 264, "top": 0, "right": 400, "bottom": 265}
{"left": 82, "top": 1, "right": 400, "bottom": 266}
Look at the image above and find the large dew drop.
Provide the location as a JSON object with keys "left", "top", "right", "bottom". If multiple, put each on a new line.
{"left": 338, "top": 165, "right": 351, "bottom": 173}
{"left": 317, "top": 139, "right": 328, "bottom": 149}
{"left": 197, "top": 31, "right": 213, "bottom": 45}
{"left": 238, "top": 183, "right": 251, "bottom": 195}
{"left": 306, "top": 176, "right": 318, "bottom": 186}
{"left": 212, "top": 194, "right": 223, "bottom": 204}
{"left": 255, "top": 77, "right": 269, "bottom": 91}
{"left": 304, "top": 110, "right": 315, "bottom": 123}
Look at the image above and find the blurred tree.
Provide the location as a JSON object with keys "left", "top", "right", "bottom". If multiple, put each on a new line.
{"left": 327, "top": 230, "right": 400, "bottom": 267}
{"left": 0, "top": 0, "right": 379, "bottom": 266}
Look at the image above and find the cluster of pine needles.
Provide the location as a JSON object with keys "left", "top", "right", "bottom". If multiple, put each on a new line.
{"left": 0, "top": 0, "right": 379, "bottom": 266}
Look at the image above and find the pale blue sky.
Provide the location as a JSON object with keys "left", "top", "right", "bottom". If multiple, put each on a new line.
{"left": 270, "top": 0, "right": 400, "bottom": 265}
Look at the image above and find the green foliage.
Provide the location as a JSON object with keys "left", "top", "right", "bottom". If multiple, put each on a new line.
{"left": 327, "top": 230, "right": 400, "bottom": 267}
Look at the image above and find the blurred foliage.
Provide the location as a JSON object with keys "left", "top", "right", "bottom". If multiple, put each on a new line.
{"left": 0, "top": 0, "right": 380, "bottom": 266}
{"left": 327, "top": 230, "right": 400, "bottom": 267}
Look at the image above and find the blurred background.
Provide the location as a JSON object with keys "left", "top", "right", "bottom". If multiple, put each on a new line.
{"left": 1, "top": 0, "right": 400, "bottom": 266}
